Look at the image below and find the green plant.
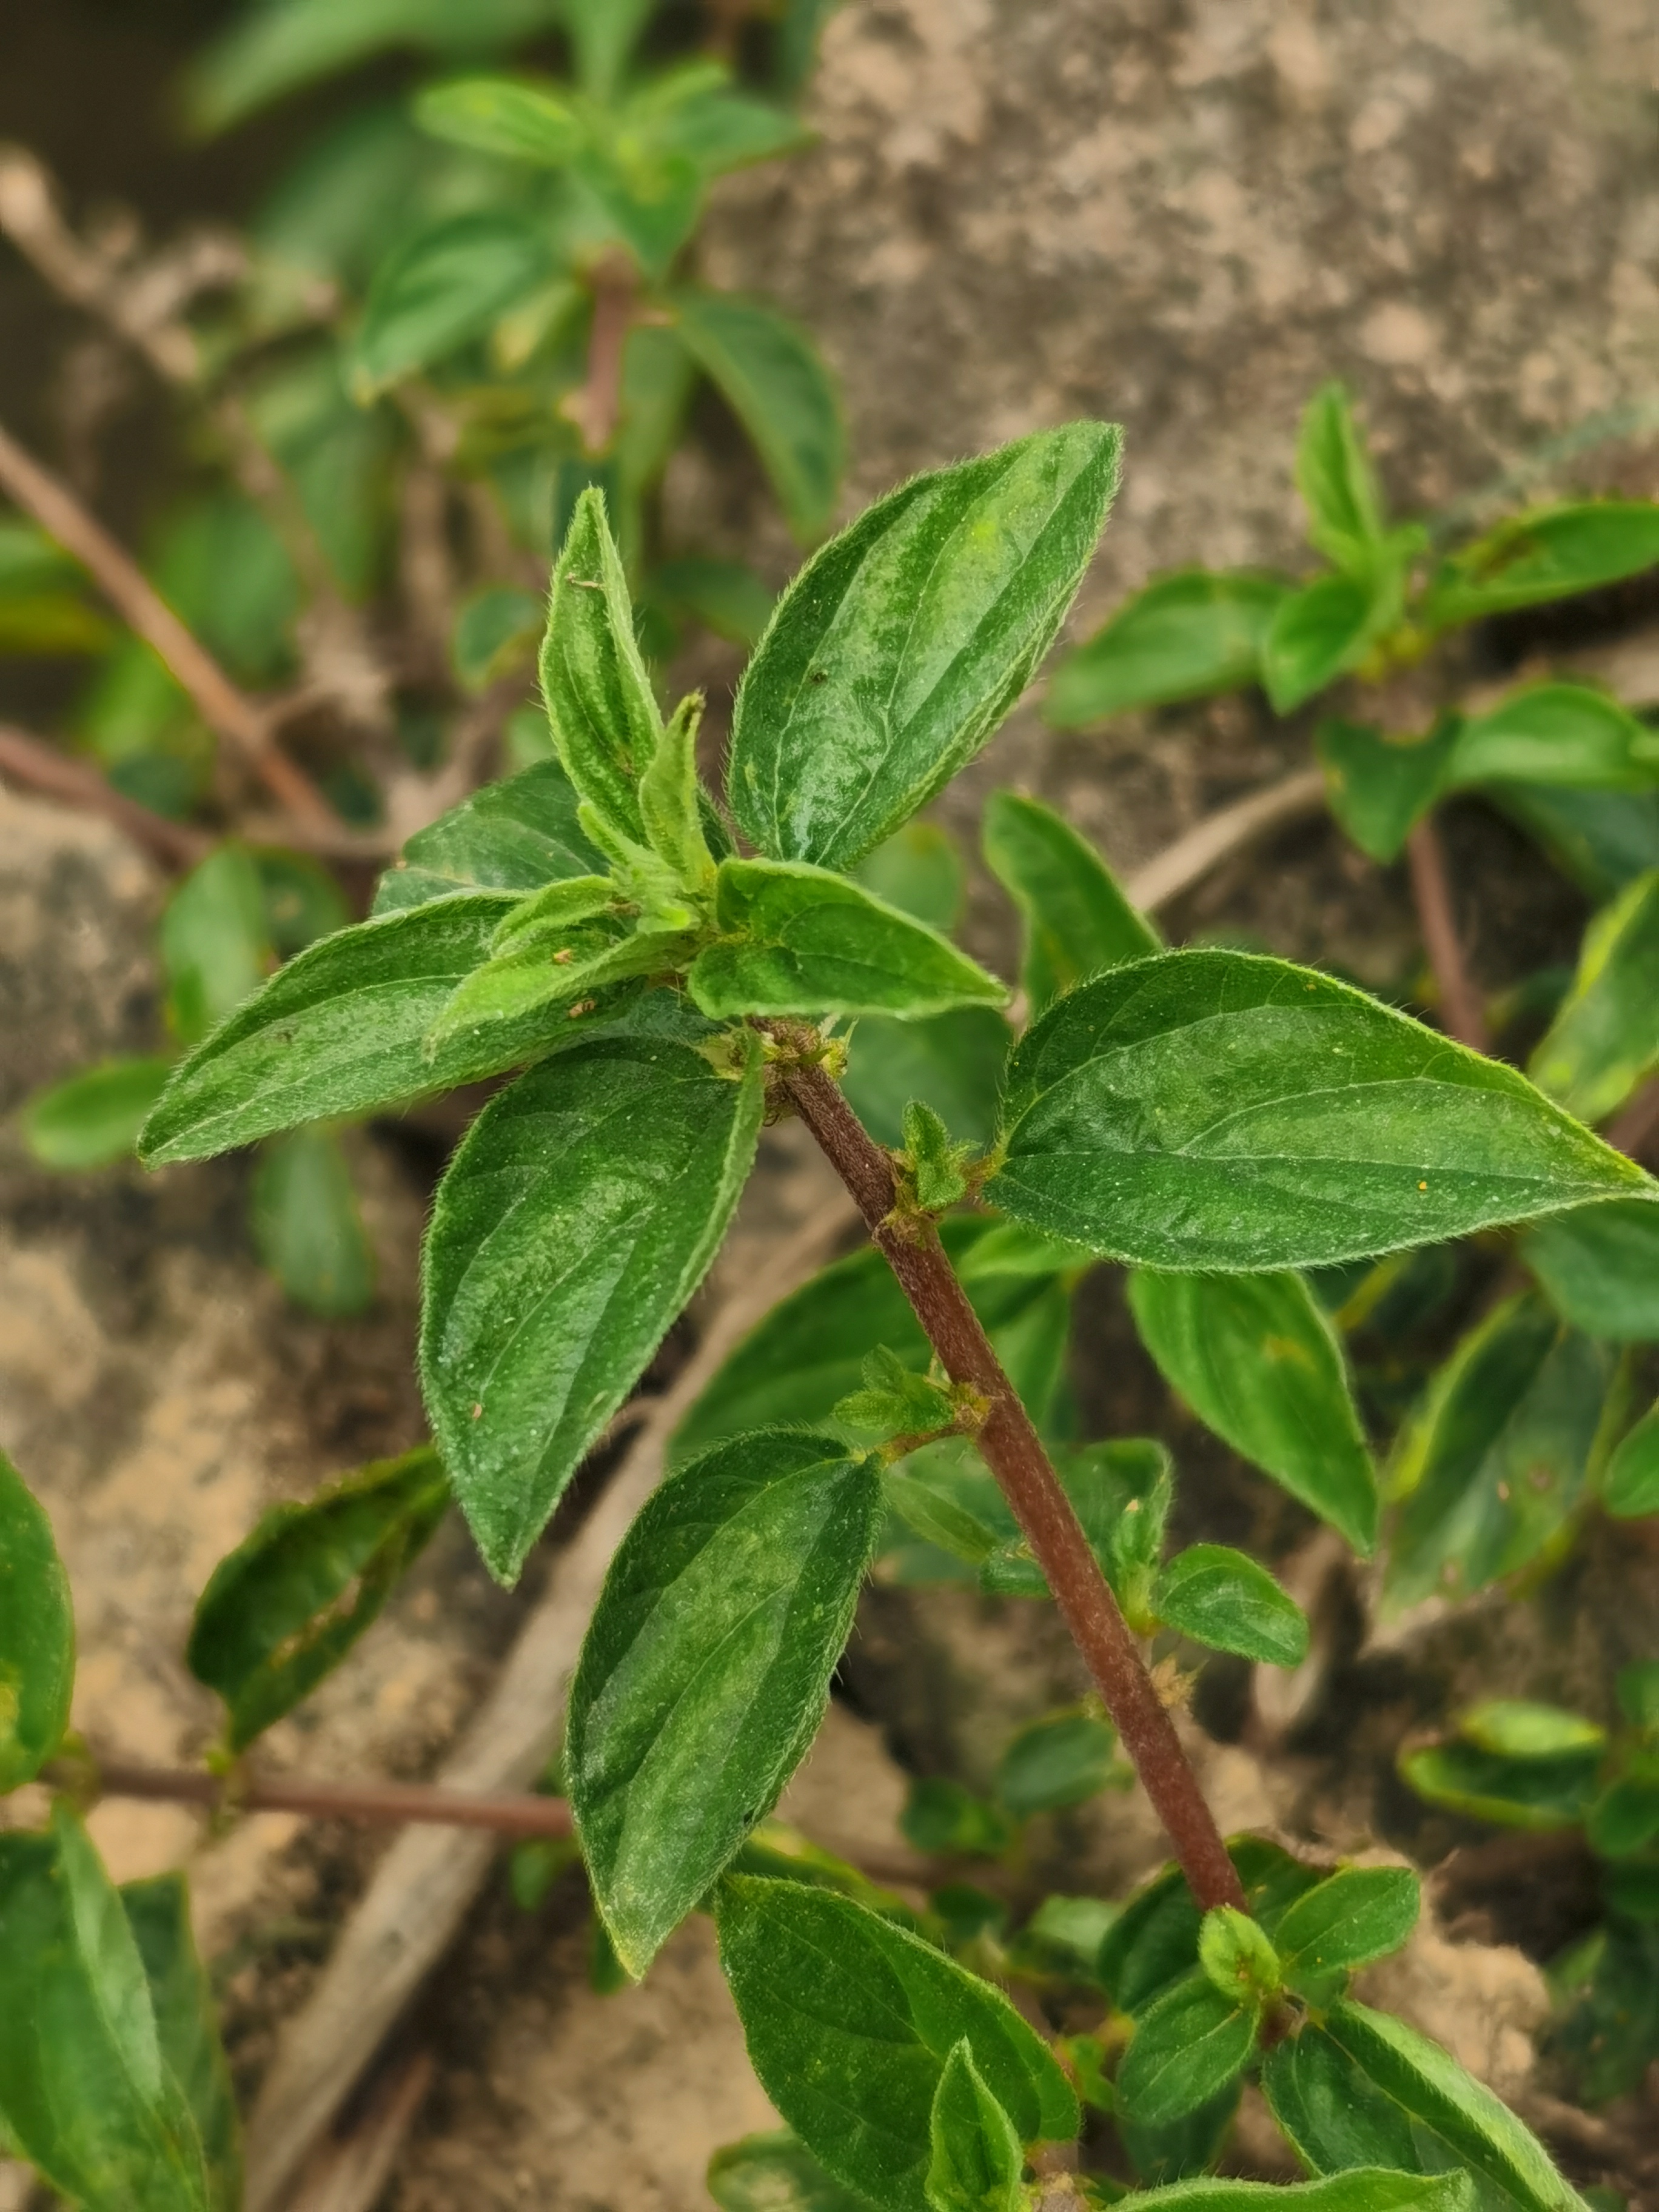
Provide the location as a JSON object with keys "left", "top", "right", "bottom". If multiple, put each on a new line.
{"left": 2, "top": 0, "right": 840, "bottom": 1307}
{"left": 3, "top": 424, "right": 1649, "bottom": 2207}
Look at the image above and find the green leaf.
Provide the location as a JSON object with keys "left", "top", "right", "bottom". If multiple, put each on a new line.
{"left": 424, "top": 921, "right": 697, "bottom": 1051}
{"left": 1099, "top": 1840, "right": 1322, "bottom": 2019}
{"left": 1044, "top": 569, "right": 1287, "bottom": 726}
{"left": 854, "top": 823, "right": 967, "bottom": 935}
{"left": 452, "top": 585, "right": 543, "bottom": 692}
{"left": 988, "top": 949, "right": 1651, "bottom": 1272}
{"left": 559, "top": 0, "right": 654, "bottom": 100}
{"left": 1118, "top": 2085, "right": 1241, "bottom": 2190}
{"left": 926, "top": 2040, "right": 1023, "bottom": 2212}
{"left": 729, "top": 425, "right": 1121, "bottom": 871}
{"left": 1113, "top": 1972, "right": 1259, "bottom": 2125}
{"left": 1275, "top": 1868, "right": 1419, "bottom": 1991}
{"left": 1523, "top": 1199, "right": 1659, "bottom": 1341}
{"left": 709, "top": 2131, "right": 874, "bottom": 2212}
{"left": 1586, "top": 1775, "right": 1659, "bottom": 1857}
{"left": 250, "top": 1125, "right": 376, "bottom": 1316}
{"left": 253, "top": 849, "right": 352, "bottom": 956}
{"left": 186, "top": 1445, "right": 447, "bottom": 1749}
{"left": 349, "top": 210, "right": 553, "bottom": 398}
{"left": 568, "top": 1429, "right": 882, "bottom": 1974}
{"left": 121, "top": 1876, "right": 240, "bottom": 2212}
{"left": 1530, "top": 870, "right": 1659, "bottom": 1124}
{"left": 1461, "top": 1701, "right": 1607, "bottom": 1757}
{"left": 1153, "top": 1545, "right": 1310, "bottom": 1668}
{"left": 654, "top": 556, "right": 775, "bottom": 649}
{"left": 884, "top": 1455, "right": 1009, "bottom": 1570}
{"left": 632, "top": 69, "right": 806, "bottom": 179}
{"left": 1127, "top": 1267, "right": 1376, "bottom": 1552}
{"left": 1421, "top": 501, "right": 1659, "bottom": 630}
{"left": 837, "top": 1346, "right": 956, "bottom": 1440}
{"left": 716, "top": 1875, "right": 1078, "bottom": 2212}
{"left": 1316, "top": 717, "right": 1457, "bottom": 863}
{"left": 982, "top": 789, "right": 1159, "bottom": 1014}
{"left": 421, "top": 1030, "right": 763, "bottom": 1581}
{"left": 538, "top": 486, "right": 663, "bottom": 842}
{"left": 1262, "top": 2026, "right": 1444, "bottom": 2185}
{"left": 689, "top": 859, "right": 1007, "bottom": 1021}
{"left": 1296, "top": 384, "right": 1388, "bottom": 571}
{"left": 1198, "top": 1905, "right": 1282, "bottom": 2006}
{"left": 1398, "top": 1740, "right": 1601, "bottom": 1831}
{"left": 995, "top": 1712, "right": 1124, "bottom": 1817}
{"left": 372, "top": 759, "right": 606, "bottom": 915}
{"left": 413, "top": 75, "right": 581, "bottom": 165}
{"left": 162, "top": 846, "right": 273, "bottom": 1047}
{"left": 842, "top": 1008, "right": 1011, "bottom": 1151}
{"left": 0, "top": 1805, "right": 210, "bottom": 2210}
{"left": 638, "top": 692, "right": 716, "bottom": 886}
{"left": 1450, "top": 684, "right": 1659, "bottom": 793}
{"left": 572, "top": 142, "right": 702, "bottom": 283}
{"left": 1313, "top": 1999, "right": 1590, "bottom": 2212}
{"left": 1490, "top": 782, "right": 1659, "bottom": 903}
{"left": 1261, "top": 572, "right": 1379, "bottom": 714}
{"left": 672, "top": 289, "right": 843, "bottom": 541}
{"left": 1603, "top": 1401, "right": 1659, "bottom": 1517}
{"left": 139, "top": 897, "right": 602, "bottom": 1165}
{"left": 0, "top": 1449, "right": 74, "bottom": 1791}
{"left": 21, "top": 1057, "right": 174, "bottom": 1171}
{"left": 901, "top": 1101, "right": 974, "bottom": 1212}
{"left": 1547, "top": 1919, "right": 1659, "bottom": 2106}
{"left": 1384, "top": 1292, "right": 1620, "bottom": 1612}
{"left": 900, "top": 1778, "right": 1014, "bottom": 1858}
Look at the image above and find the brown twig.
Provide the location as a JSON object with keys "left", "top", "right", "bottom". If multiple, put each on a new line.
{"left": 0, "top": 723, "right": 210, "bottom": 868}
{"left": 0, "top": 418, "right": 335, "bottom": 825}
{"left": 563, "top": 256, "right": 637, "bottom": 455}
{"left": 1125, "top": 766, "right": 1327, "bottom": 914}
{"left": 84, "top": 1758, "right": 578, "bottom": 1840}
{"left": 1405, "top": 812, "right": 1490, "bottom": 1053}
{"left": 771, "top": 1042, "right": 1246, "bottom": 1918}
{"left": 287, "top": 2050, "right": 435, "bottom": 2212}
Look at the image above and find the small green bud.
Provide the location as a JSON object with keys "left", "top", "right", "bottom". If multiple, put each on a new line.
{"left": 1198, "top": 1904, "right": 1281, "bottom": 2008}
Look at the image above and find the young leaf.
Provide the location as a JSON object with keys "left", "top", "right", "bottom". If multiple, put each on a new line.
{"left": 21, "top": 1057, "right": 175, "bottom": 1171}
{"left": 1530, "top": 870, "right": 1659, "bottom": 1124}
{"left": 716, "top": 1875, "right": 1078, "bottom": 2212}
{"left": 424, "top": 922, "right": 698, "bottom": 1049}
{"left": 1398, "top": 1741, "right": 1601, "bottom": 1832}
{"left": 1384, "top": 1293, "right": 1618, "bottom": 1612}
{"left": 638, "top": 691, "right": 715, "bottom": 886}
{"left": 926, "top": 2040, "right": 1023, "bottom": 2212}
{"left": 121, "top": 1875, "right": 241, "bottom": 2212}
{"left": 0, "top": 1805, "right": 210, "bottom": 2211}
{"left": 729, "top": 424, "right": 1121, "bottom": 871}
{"left": 1198, "top": 1905, "right": 1282, "bottom": 2006}
{"left": 186, "top": 1446, "right": 449, "bottom": 1750}
{"left": 995, "top": 1712, "right": 1125, "bottom": 1817}
{"left": 1312, "top": 1999, "right": 1590, "bottom": 2212}
{"left": 568, "top": 1429, "right": 882, "bottom": 1975}
{"left": 1523, "top": 1198, "right": 1659, "bottom": 1340}
{"left": 1113, "top": 1972, "right": 1259, "bottom": 2125}
{"left": 1275, "top": 1868, "right": 1419, "bottom": 1990}
{"left": 1295, "top": 384, "right": 1387, "bottom": 569}
{"left": 249, "top": 1125, "right": 375, "bottom": 1317}
{"left": 1261, "top": 573, "right": 1376, "bottom": 714}
{"left": 688, "top": 859, "right": 1007, "bottom": 1021}
{"left": 539, "top": 486, "right": 663, "bottom": 843}
{"left": 1100, "top": 1841, "right": 1322, "bottom": 2020}
{"left": 885, "top": 1452, "right": 1011, "bottom": 1570}
{"left": 162, "top": 846, "right": 273, "bottom": 1046}
{"left": 1450, "top": 683, "right": 1659, "bottom": 793}
{"left": 1153, "top": 1545, "right": 1310, "bottom": 1669}
{"left": 988, "top": 949, "right": 1652, "bottom": 1272}
{"left": 138, "top": 899, "right": 596, "bottom": 1165}
{"left": 371, "top": 759, "right": 606, "bottom": 916}
{"left": 1044, "top": 569, "right": 1288, "bottom": 726}
{"left": 349, "top": 210, "right": 552, "bottom": 398}
{"left": 842, "top": 1009, "right": 1011, "bottom": 1151}
{"left": 900, "top": 1101, "right": 974, "bottom": 1212}
{"left": 1420, "top": 500, "right": 1659, "bottom": 630}
{"left": 982, "top": 789, "right": 1158, "bottom": 1014}
{"left": 837, "top": 1347, "right": 957, "bottom": 1441}
{"left": 1127, "top": 1268, "right": 1376, "bottom": 1553}
{"left": 0, "top": 1448, "right": 74, "bottom": 1791}
{"left": 709, "top": 2131, "right": 874, "bottom": 2212}
{"left": 672, "top": 289, "right": 843, "bottom": 541}
{"left": 1603, "top": 1400, "right": 1659, "bottom": 1518}
{"left": 491, "top": 875, "right": 620, "bottom": 955}
{"left": 1317, "top": 717, "right": 1457, "bottom": 864}
{"left": 422, "top": 1031, "right": 763, "bottom": 1581}
{"left": 413, "top": 75, "right": 582, "bottom": 166}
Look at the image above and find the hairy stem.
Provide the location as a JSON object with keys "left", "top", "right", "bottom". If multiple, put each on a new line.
{"left": 776, "top": 1048, "right": 1247, "bottom": 1915}
{"left": 1406, "top": 813, "right": 1489, "bottom": 1053}
{"left": 0, "top": 417, "right": 335, "bottom": 826}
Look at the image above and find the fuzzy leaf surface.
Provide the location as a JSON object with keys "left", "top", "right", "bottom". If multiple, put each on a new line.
{"left": 422, "top": 1031, "right": 762, "bottom": 1581}
{"left": 1274, "top": 1868, "right": 1419, "bottom": 1989}
{"left": 372, "top": 760, "right": 606, "bottom": 916}
{"left": 140, "top": 898, "right": 598, "bottom": 1164}
{"left": 0, "top": 1449, "right": 74, "bottom": 1791}
{"left": 926, "top": 2041, "right": 1023, "bottom": 2212}
{"left": 1044, "top": 569, "right": 1287, "bottom": 726}
{"left": 988, "top": 950, "right": 1650, "bottom": 1272}
{"left": 1114, "top": 1974, "right": 1259, "bottom": 2125}
{"left": 538, "top": 488, "right": 663, "bottom": 842}
{"left": 716, "top": 1875, "right": 1078, "bottom": 2212}
{"left": 187, "top": 1447, "right": 449, "bottom": 1749}
{"left": 728, "top": 425, "right": 1121, "bottom": 870}
{"left": 982, "top": 789, "right": 1158, "bottom": 1014}
{"left": 1125, "top": 2179, "right": 1473, "bottom": 2212}
{"left": 1153, "top": 1546, "right": 1309, "bottom": 1668}
{"left": 689, "top": 859, "right": 1007, "bottom": 1020}
{"left": 568, "top": 1430, "right": 882, "bottom": 1974}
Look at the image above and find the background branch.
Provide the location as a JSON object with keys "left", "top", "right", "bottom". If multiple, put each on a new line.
{"left": 1406, "top": 813, "right": 1490, "bottom": 1053}
{"left": 0, "top": 723, "right": 210, "bottom": 867}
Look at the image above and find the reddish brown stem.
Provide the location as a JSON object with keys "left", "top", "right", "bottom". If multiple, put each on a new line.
{"left": 85, "top": 1758, "right": 577, "bottom": 1840}
{"left": 0, "top": 417, "right": 335, "bottom": 826}
{"left": 775, "top": 1048, "right": 1247, "bottom": 1916}
{"left": 0, "top": 722, "right": 210, "bottom": 869}
{"left": 1406, "top": 813, "right": 1489, "bottom": 1053}
{"left": 565, "top": 258, "right": 636, "bottom": 455}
